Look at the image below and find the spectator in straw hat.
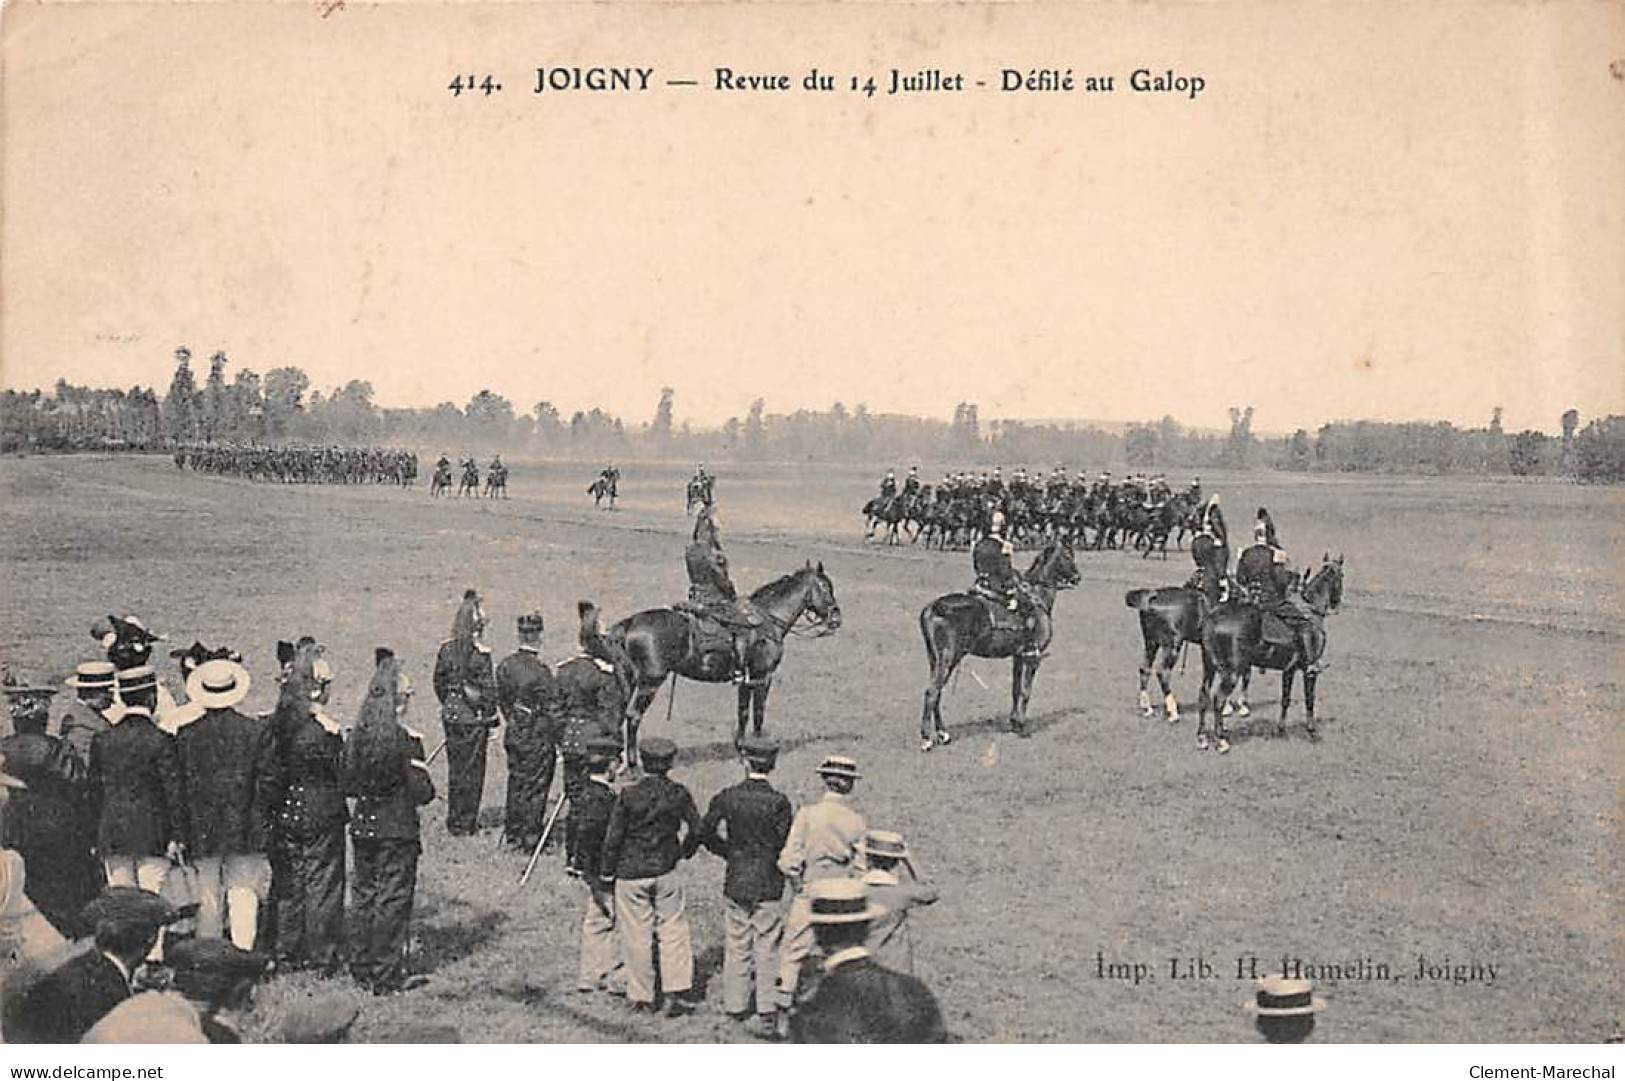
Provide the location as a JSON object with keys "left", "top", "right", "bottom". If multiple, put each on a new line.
{"left": 87, "top": 668, "right": 185, "bottom": 918}
{"left": 175, "top": 658, "right": 277, "bottom": 950}
{"left": 1243, "top": 975, "right": 1325, "bottom": 1043}
{"left": 1, "top": 680, "right": 101, "bottom": 938}
{"left": 788, "top": 878, "right": 946, "bottom": 1044}
{"left": 599, "top": 737, "right": 702, "bottom": 1015}
{"left": 700, "top": 735, "right": 793, "bottom": 1036}
{"left": 568, "top": 736, "right": 624, "bottom": 996}
{"left": 775, "top": 754, "right": 865, "bottom": 1023}
{"left": 83, "top": 937, "right": 269, "bottom": 1044}
{"left": 60, "top": 662, "right": 117, "bottom": 764}
{"left": 343, "top": 649, "right": 435, "bottom": 995}
{"left": 496, "top": 610, "right": 563, "bottom": 852}
{"left": 857, "top": 831, "right": 939, "bottom": 976}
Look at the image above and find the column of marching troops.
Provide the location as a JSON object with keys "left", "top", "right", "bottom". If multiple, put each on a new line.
{"left": 0, "top": 600, "right": 946, "bottom": 1043}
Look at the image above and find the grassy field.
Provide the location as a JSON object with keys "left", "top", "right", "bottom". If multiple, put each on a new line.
{"left": 1, "top": 454, "right": 1620, "bottom": 1043}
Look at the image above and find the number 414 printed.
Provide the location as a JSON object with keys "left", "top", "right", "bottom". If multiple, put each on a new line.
{"left": 449, "top": 74, "right": 502, "bottom": 96}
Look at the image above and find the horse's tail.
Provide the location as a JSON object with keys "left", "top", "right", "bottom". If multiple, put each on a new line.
{"left": 1125, "top": 588, "right": 1153, "bottom": 610}
{"left": 919, "top": 602, "right": 943, "bottom": 676}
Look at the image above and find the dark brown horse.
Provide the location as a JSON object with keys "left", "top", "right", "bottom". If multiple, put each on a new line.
{"left": 1124, "top": 583, "right": 1210, "bottom": 723}
{"left": 1196, "top": 554, "right": 1344, "bottom": 752}
{"left": 608, "top": 562, "right": 841, "bottom": 762}
{"left": 919, "top": 540, "right": 1080, "bottom": 750}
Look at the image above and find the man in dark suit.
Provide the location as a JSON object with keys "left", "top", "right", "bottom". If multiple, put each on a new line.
{"left": 1, "top": 681, "right": 101, "bottom": 937}
{"left": 59, "top": 662, "right": 117, "bottom": 764}
{"left": 700, "top": 736, "right": 792, "bottom": 1035}
{"left": 6, "top": 887, "right": 185, "bottom": 1043}
{"left": 556, "top": 601, "right": 627, "bottom": 860}
{"left": 789, "top": 879, "right": 947, "bottom": 1044}
{"left": 496, "top": 611, "right": 563, "bottom": 851}
{"left": 599, "top": 737, "right": 702, "bottom": 1015}
{"left": 175, "top": 659, "right": 278, "bottom": 949}
{"left": 87, "top": 668, "right": 185, "bottom": 921}
{"left": 567, "top": 737, "right": 623, "bottom": 995}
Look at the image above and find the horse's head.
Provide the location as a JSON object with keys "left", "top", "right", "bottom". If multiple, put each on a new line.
{"left": 1028, "top": 540, "right": 1082, "bottom": 590}
{"left": 1304, "top": 553, "right": 1345, "bottom": 613}
{"left": 802, "top": 560, "right": 842, "bottom": 633}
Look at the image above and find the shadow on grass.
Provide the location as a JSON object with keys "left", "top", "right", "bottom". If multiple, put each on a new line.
{"left": 944, "top": 706, "right": 1076, "bottom": 742}
{"left": 412, "top": 909, "right": 510, "bottom": 973}
{"left": 664, "top": 729, "right": 865, "bottom": 768}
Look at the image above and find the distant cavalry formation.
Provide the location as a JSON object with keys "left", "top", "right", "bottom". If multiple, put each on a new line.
{"left": 862, "top": 465, "right": 1204, "bottom": 556}
{"left": 173, "top": 443, "right": 418, "bottom": 485}
{"left": 429, "top": 454, "right": 508, "bottom": 498}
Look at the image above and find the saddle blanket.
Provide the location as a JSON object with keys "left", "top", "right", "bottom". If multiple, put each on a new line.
{"left": 969, "top": 587, "right": 1027, "bottom": 632}
{"left": 1260, "top": 612, "right": 1294, "bottom": 647}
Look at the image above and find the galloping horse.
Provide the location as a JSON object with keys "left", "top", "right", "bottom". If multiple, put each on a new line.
{"left": 919, "top": 540, "right": 1080, "bottom": 749}
{"left": 608, "top": 561, "right": 842, "bottom": 763}
{"left": 457, "top": 460, "right": 480, "bottom": 498}
{"left": 430, "top": 461, "right": 453, "bottom": 497}
{"left": 1196, "top": 554, "right": 1344, "bottom": 752}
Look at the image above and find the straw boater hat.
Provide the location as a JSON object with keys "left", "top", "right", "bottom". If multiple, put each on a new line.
{"left": 114, "top": 666, "right": 158, "bottom": 697}
{"left": 1242, "top": 975, "right": 1326, "bottom": 1017}
{"left": 185, "top": 658, "right": 252, "bottom": 710}
{"left": 856, "top": 830, "right": 908, "bottom": 862}
{"left": 806, "top": 878, "right": 886, "bottom": 925}
{"left": 65, "top": 661, "right": 117, "bottom": 690}
{"left": 816, "top": 755, "right": 860, "bottom": 781}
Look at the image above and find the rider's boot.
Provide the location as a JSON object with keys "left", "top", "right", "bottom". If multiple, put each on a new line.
{"left": 732, "top": 633, "right": 751, "bottom": 684}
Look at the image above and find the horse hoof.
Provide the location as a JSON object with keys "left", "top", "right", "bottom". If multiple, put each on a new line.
{"left": 937, "top": 731, "right": 952, "bottom": 745}
{"left": 1140, "top": 706, "right": 1155, "bottom": 719}
{"left": 1307, "top": 727, "right": 1321, "bottom": 743}
{"left": 919, "top": 740, "right": 933, "bottom": 753}
{"left": 1221, "top": 703, "right": 1234, "bottom": 718}
{"left": 1237, "top": 703, "right": 1252, "bottom": 718}
{"left": 1195, "top": 734, "right": 1210, "bottom": 751}
{"left": 1166, "top": 710, "right": 1181, "bottom": 725}
{"left": 1217, "top": 738, "right": 1231, "bottom": 755}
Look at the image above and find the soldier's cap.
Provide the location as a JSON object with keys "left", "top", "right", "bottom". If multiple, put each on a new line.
{"left": 280, "top": 993, "right": 362, "bottom": 1043}
{"left": 806, "top": 878, "right": 886, "bottom": 925}
{"left": 114, "top": 666, "right": 158, "bottom": 695}
{"left": 584, "top": 736, "right": 623, "bottom": 762}
{"left": 740, "top": 735, "right": 779, "bottom": 765}
{"left": 640, "top": 737, "right": 678, "bottom": 767}
{"left": 517, "top": 611, "right": 545, "bottom": 634}
{"left": 185, "top": 658, "right": 252, "bottom": 710}
{"left": 857, "top": 830, "right": 909, "bottom": 861}
{"left": 816, "top": 755, "right": 860, "bottom": 780}
{"left": 81, "top": 886, "right": 195, "bottom": 931}
{"left": 167, "top": 937, "right": 271, "bottom": 984}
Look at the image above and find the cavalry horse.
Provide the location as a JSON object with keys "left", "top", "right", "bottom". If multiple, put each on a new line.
{"left": 608, "top": 561, "right": 841, "bottom": 764}
{"left": 919, "top": 540, "right": 1080, "bottom": 749}
{"left": 430, "top": 461, "right": 453, "bottom": 497}
{"left": 588, "top": 471, "right": 618, "bottom": 509}
{"left": 1124, "top": 579, "right": 1215, "bottom": 724}
{"left": 1196, "top": 554, "right": 1344, "bottom": 752}
{"left": 483, "top": 462, "right": 509, "bottom": 499}
{"left": 456, "top": 460, "right": 481, "bottom": 498}
{"left": 685, "top": 475, "right": 714, "bottom": 513}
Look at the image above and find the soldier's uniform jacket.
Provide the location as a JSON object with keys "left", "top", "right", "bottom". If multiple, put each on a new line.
{"left": 1235, "top": 543, "right": 1284, "bottom": 600}
{"left": 701, "top": 776, "right": 794, "bottom": 905}
{"left": 879, "top": 476, "right": 897, "bottom": 499}
{"left": 88, "top": 710, "right": 186, "bottom": 856}
{"left": 343, "top": 724, "right": 436, "bottom": 842}
{"left": 554, "top": 654, "right": 625, "bottom": 757}
{"left": 433, "top": 637, "right": 498, "bottom": 728}
{"left": 971, "top": 534, "right": 1018, "bottom": 594}
{"left": 600, "top": 774, "right": 703, "bottom": 882}
{"left": 788, "top": 949, "right": 947, "bottom": 1044}
{"left": 175, "top": 707, "right": 280, "bottom": 858}
{"left": 272, "top": 707, "right": 348, "bottom": 839}
{"left": 496, "top": 648, "right": 563, "bottom": 750}
{"left": 567, "top": 775, "right": 618, "bottom": 880}
{"left": 1201, "top": 501, "right": 1229, "bottom": 549}
{"left": 685, "top": 540, "right": 738, "bottom": 607}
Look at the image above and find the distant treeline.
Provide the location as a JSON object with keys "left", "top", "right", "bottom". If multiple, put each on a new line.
{"left": 4, "top": 347, "right": 1624, "bottom": 483}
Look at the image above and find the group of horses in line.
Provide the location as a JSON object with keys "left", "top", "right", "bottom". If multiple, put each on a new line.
{"left": 862, "top": 486, "right": 1204, "bottom": 558}
{"left": 601, "top": 533, "right": 1343, "bottom": 766}
{"left": 429, "top": 458, "right": 509, "bottom": 499}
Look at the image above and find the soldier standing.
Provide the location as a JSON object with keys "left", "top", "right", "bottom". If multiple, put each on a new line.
{"left": 775, "top": 755, "right": 866, "bottom": 1029}
{"left": 568, "top": 736, "right": 624, "bottom": 996}
{"left": 496, "top": 612, "right": 562, "bottom": 852}
{"left": 344, "top": 650, "right": 435, "bottom": 995}
{"left": 556, "top": 602, "right": 628, "bottom": 864}
{"left": 700, "top": 736, "right": 793, "bottom": 1037}
{"left": 433, "top": 590, "right": 498, "bottom": 836}
{"left": 599, "top": 737, "right": 703, "bottom": 1016}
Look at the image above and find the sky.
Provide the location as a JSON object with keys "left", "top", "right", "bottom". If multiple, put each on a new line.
{"left": 3, "top": 2, "right": 1621, "bottom": 435}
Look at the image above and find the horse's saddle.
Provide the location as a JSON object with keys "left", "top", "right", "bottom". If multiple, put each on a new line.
{"left": 970, "top": 585, "right": 1029, "bottom": 633}
{"left": 672, "top": 601, "right": 763, "bottom": 652}
{"left": 1260, "top": 612, "right": 1295, "bottom": 648}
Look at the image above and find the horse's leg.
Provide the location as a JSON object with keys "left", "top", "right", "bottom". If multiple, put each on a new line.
{"left": 1278, "top": 667, "right": 1295, "bottom": 738}
{"left": 1137, "top": 636, "right": 1157, "bottom": 716}
{"left": 1236, "top": 667, "right": 1252, "bottom": 717}
{"left": 735, "top": 681, "right": 751, "bottom": 749}
{"left": 1303, "top": 670, "right": 1319, "bottom": 741}
{"left": 1213, "top": 668, "right": 1235, "bottom": 754}
{"left": 1008, "top": 655, "right": 1029, "bottom": 736}
{"left": 752, "top": 677, "right": 772, "bottom": 737}
{"left": 1156, "top": 642, "right": 1180, "bottom": 723}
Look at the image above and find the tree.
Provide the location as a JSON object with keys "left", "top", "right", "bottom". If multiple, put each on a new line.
{"left": 164, "top": 347, "right": 200, "bottom": 444}
{"left": 263, "top": 367, "right": 310, "bottom": 439}
{"left": 1561, "top": 408, "right": 1580, "bottom": 472}
{"left": 532, "top": 401, "right": 563, "bottom": 444}
{"left": 1573, "top": 416, "right": 1625, "bottom": 483}
{"left": 744, "top": 398, "right": 766, "bottom": 456}
{"left": 650, "top": 387, "right": 675, "bottom": 443}
{"left": 201, "top": 351, "right": 229, "bottom": 442}
{"left": 1124, "top": 423, "right": 1158, "bottom": 466}
{"left": 1287, "top": 428, "right": 1312, "bottom": 470}
{"left": 465, "top": 389, "right": 514, "bottom": 442}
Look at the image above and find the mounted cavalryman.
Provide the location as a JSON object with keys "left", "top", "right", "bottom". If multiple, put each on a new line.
{"left": 1235, "top": 511, "right": 1320, "bottom": 673}
{"left": 683, "top": 503, "right": 763, "bottom": 683}
{"left": 971, "top": 512, "right": 1034, "bottom": 628}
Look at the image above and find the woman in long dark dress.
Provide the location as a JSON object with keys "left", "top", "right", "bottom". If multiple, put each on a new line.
{"left": 344, "top": 650, "right": 434, "bottom": 994}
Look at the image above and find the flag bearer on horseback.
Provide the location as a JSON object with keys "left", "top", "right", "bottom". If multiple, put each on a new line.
{"left": 971, "top": 512, "right": 1035, "bottom": 628}
{"left": 1235, "top": 512, "right": 1321, "bottom": 673}
{"left": 683, "top": 503, "right": 763, "bottom": 683}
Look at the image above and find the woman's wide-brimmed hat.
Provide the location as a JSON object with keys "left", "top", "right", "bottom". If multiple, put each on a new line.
{"left": 185, "top": 658, "right": 252, "bottom": 710}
